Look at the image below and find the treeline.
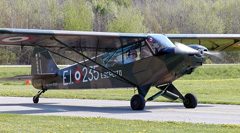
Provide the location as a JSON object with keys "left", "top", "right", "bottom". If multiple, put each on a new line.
{"left": 0, "top": 0, "right": 240, "bottom": 64}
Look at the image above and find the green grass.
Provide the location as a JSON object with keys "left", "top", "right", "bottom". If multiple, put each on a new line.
{"left": 0, "top": 65, "right": 240, "bottom": 105}
{"left": 0, "top": 78, "right": 240, "bottom": 105}
{"left": 174, "top": 79, "right": 240, "bottom": 104}
{"left": 0, "top": 114, "right": 239, "bottom": 133}
{"left": 181, "top": 64, "right": 240, "bottom": 80}
{"left": 0, "top": 66, "right": 30, "bottom": 78}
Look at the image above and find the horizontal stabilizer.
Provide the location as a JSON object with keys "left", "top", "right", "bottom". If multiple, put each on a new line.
{"left": 32, "top": 73, "right": 57, "bottom": 79}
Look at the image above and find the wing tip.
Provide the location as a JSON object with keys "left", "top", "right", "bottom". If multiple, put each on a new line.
{"left": 0, "top": 28, "right": 13, "bottom": 34}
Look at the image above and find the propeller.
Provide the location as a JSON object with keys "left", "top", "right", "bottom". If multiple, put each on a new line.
{"left": 204, "top": 51, "right": 222, "bottom": 58}
{"left": 204, "top": 51, "right": 223, "bottom": 63}
{"left": 174, "top": 42, "right": 223, "bottom": 62}
{"left": 161, "top": 42, "right": 223, "bottom": 62}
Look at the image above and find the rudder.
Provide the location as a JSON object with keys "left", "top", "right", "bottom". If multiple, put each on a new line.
{"left": 31, "top": 47, "right": 59, "bottom": 75}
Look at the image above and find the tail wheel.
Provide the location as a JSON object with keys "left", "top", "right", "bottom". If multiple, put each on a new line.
{"left": 183, "top": 93, "right": 198, "bottom": 108}
{"left": 130, "top": 94, "right": 145, "bottom": 110}
{"left": 33, "top": 96, "right": 39, "bottom": 104}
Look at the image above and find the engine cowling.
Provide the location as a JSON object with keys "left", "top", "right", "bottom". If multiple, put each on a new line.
{"left": 188, "top": 44, "right": 208, "bottom": 56}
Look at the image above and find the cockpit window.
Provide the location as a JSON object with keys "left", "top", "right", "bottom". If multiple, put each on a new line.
{"left": 101, "top": 40, "right": 152, "bottom": 67}
{"left": 146, "top": 34, "right": 175, "bottom": 54}
{"left": 150, "top": 34, "right": 175, "bottom": 48}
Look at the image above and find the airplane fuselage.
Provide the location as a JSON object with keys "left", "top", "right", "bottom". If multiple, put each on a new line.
{"left": 32, "top": 52, "right": 204, "bottom": 90}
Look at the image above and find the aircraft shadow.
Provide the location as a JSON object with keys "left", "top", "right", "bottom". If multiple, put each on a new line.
{"left": 146, "top": 104, "right": 212, "bottom": 110}
{"left": 0, "top": 103, "right": 213, "bottom": 115}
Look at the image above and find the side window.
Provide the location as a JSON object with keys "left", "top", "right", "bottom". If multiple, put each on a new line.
{"left": 112, "top": 49, "right": 139, "bottom": 65}
{"left": 123, "top": 49, "right": 139, "bottom": 64}
{"left": 102, "top": 41, "right": 153, "bottom": 67}
{"left": 114, "top": 42, "right": 152, "bottom": 65}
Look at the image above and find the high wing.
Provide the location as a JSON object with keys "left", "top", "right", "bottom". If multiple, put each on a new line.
{"left": 0, "top": 28, "right": 147, "bottom": 52}
{"left": 166, "top": 34, "right": 240, "bottom": 51}
{"left": 1, "top": 28, "right": 240, "bottom": 52}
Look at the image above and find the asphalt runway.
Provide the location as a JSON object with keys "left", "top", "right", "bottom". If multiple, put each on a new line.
{"left": 0, "top": 97, "right": 239, "bottom": 124}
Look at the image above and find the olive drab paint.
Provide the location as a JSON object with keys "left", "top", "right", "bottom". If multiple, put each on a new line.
{"left": 1, "top": 28, "right": 238, "bottom": 110}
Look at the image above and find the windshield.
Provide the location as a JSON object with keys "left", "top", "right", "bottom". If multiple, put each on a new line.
{"left": 146, "top": 34, "right": 175, "bottom": 54}
{"left": 149, "top": 34, "right": 175, "bottom": 48}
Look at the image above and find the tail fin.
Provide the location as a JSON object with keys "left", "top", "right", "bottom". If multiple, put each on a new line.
{"left": 31, "top": 47, "right": 59, "bottom": 75}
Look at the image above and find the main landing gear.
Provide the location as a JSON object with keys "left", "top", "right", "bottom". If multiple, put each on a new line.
{"left": 130, "top": 94, "right": 145, "bottom": 110}
{"left": 183, "top": 93, "right": 198, "bottom": 108}
{"left": 33, "top": 89, "right": 46, "bottom": 104}
{"left": 130, "top": 83, "right": 198, "bottom": 110}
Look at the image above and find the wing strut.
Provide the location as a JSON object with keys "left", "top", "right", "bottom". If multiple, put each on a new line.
{"left": 95, "top": 38, "right": 99, "bottom": 62}
{"left": 219, "top": 39, "right": 240, "bottom": 51}
{"left": 120, "top": 39, "right": 124, "bottom": 64}
{"left": 50, "top": 36, "right": 138, "bottom": 87}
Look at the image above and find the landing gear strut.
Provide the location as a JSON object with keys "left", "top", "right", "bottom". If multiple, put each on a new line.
{"left": 148, "top": 83, "right": 198, "bottom": 108}
{"left": 33, "top": 89, "right": 46, "bottom": 104}
{"left": 130, "top": 83, "right": 198, "bottom": 110}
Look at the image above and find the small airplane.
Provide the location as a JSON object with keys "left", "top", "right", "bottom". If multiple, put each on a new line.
{"left": 0, "top": 28, "right": 240, "bottom": 110}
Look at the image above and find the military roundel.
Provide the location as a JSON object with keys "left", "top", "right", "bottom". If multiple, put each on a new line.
{"left": 1, "top": 36, "right": 30, "bottom": 43}
{"left": 74, "top": 67, "right": 82, "bottom": 83}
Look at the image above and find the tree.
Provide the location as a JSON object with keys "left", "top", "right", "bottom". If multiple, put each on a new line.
{"left": 143, "top": 0, "right": 225, "bottom": 34}
{"left": 0, "top": 48, "right": 16, "bottom": 64}
{"left": 180, "top": 0, "right": 224, "bottom": 33}
{"left": 107, "top": 7, "right": 147, "bottom": 33}
{"left": 63, "top": 0, "right": 93, "bottom": 31}
{"left": 90, "top": 0, "right": 114, "bottom": 31}
{"left": 214, "top": 0, "right": 240, "bottom": 33}
{"left": 143, "top": 0, "right": 180, "bottom": 33}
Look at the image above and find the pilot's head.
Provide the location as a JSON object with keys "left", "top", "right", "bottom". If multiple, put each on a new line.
{"left": 128, "top": 50, "right": 137, "bottom": 58}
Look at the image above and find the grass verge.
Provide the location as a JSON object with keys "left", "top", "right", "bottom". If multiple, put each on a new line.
{"left": 0, "top": 78, "right": 240, "bottom": 105}
{"left": 0, "top": 67, "right": 30, "bottom": 78}
{"left": 0, "top": 114, "right": 239, "bottom": 133}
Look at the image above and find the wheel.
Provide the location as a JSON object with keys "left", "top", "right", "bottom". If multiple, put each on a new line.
{"left": 183, "top": 93, "right": 197, "bottom": 108}
{"left": 33, "top": 96, "right": 39, "bottom": 104}
{"left": 130, "top": 94, "right": 145, "bottom": 110}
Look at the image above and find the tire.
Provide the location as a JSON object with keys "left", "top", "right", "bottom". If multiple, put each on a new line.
{"left": 130, "top": 94, "right": 145, "bottom": 110}
{"left": 183, "top": 93, "right": 197, "bottom": 108}
{"left": 33, "top": 96, "right": 39, "bottom": 104}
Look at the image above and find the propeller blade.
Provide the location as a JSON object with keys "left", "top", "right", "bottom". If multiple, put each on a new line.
{"left": 204, "top": 51, "right": 222, "bottom": 58}
{"left": 203, "top": 51, "right": 224, "bottom": 63}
